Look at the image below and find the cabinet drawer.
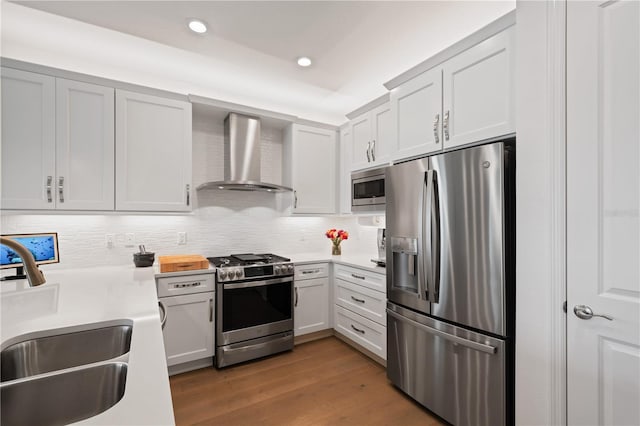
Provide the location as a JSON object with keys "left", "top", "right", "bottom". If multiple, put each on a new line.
{"left": 294, "top": 263, "right": 329, "bottom": 280}
{"left": 334, "top": 264, "right": 385, "bottom": 293}
{"left": 335, "top": 278, "right": 386, "bottom": 326}
{"left": 334, "top": 305, "right": 386, "bottom": 360}
{"left": 156, "top": 273, "right": 215, "bottom": 297}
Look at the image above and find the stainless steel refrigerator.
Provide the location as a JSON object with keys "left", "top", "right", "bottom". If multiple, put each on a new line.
{"left": 385, "top": 140, "right": 515, "bottom": 426}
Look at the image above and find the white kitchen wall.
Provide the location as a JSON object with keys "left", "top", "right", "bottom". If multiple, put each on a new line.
{"left": 0, "top": 112, "right": 381, "bottom": 271}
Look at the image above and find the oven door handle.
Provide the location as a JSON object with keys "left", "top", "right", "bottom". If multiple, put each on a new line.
{"left": 223, "top": 276, "right": 293, "bottom": 290}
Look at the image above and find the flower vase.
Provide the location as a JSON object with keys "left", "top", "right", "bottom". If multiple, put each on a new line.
{"left": 332, "top": 243, "right": 342, "bottom": 256}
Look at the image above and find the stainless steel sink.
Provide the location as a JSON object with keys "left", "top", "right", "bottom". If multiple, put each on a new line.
{"left": 0, "top": 362, "right": 128, "bottom": 426}
{"left": 1, "top": 324, "right": 132, "bottom": 381}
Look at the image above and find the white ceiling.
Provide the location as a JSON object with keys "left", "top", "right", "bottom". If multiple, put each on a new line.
{"left": 7, "top": 1, "right": 515, "bottom": 124}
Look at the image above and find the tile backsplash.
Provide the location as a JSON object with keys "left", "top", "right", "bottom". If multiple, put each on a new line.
{"left": 0, "top": 205, "right": 378, "bottom": 271}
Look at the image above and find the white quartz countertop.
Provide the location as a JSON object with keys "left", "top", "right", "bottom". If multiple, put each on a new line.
{"left": 287, "top": 251, "right": 387, "bottom": 274}
{"left": 0, "top": 265, "right": 174, "bottom": 425}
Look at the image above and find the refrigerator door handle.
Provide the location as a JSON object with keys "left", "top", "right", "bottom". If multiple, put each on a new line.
{"left": 423, "top": 170, "right": 434, "bottom": 301}
{"left": 387, "top": 308, "right": 497, "bottom": 354}
{"left": 431, "top": 171, "right": 441, "bottom": 303}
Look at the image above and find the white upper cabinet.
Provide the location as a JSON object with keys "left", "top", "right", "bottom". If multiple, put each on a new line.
{"left": 339, "top": 126, "right": 352, "bottom": 214}
{"left": 1, "top": 69, "right": 115, "bottom": 211}
{"left": 390, "top": 25, "right": 515, "bottom": 161}
{"left": 115, "top": 89, "right": 192, "bottom": 212}
{"left": 285, "top": 123, "right": 337, "bottom": 214}
{"left": 56, "top": 78, "right": 115, "bottom": 210}
{"left": 1, "top": 68, "right": 56, "bottom": 210}
{"left": 350, "top": 102, "right": 392, "bottom": 171}
{"left": 442, "top": 26, "right": 515, "bottom": 149}
{"left": 390, "top": 66, "right": 442, "bottom": 161}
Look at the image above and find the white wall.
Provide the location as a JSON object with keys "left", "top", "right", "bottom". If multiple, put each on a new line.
{"left": 1, "top": 112, "right": 380, "bottom": 271}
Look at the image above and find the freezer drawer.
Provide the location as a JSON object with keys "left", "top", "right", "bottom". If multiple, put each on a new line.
{"left": 387, "top": 303, "right": 505, "bottom": 426}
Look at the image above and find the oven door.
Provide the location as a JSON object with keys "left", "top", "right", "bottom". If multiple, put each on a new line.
{"left": 217, "top": 276, "right": 293, "bottom": 346}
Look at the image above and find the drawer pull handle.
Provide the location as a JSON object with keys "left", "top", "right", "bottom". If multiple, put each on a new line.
{"left": 302, "top": 269, "right": 319, "bottom": 275}
{"left": 351, "top": 273, "right": 366, "bottom": 280}
{"left": 351, "top": 324, "right": 365, "bottom": 334}
{"left": 351, "top": 296, "right": 365, "bottom": 304}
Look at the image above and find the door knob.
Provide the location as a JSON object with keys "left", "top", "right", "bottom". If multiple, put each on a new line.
{"left": 573, "top": 305, "right": 613, "bottom": 321}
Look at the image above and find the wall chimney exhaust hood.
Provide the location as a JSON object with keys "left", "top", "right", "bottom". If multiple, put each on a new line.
{"left": 196, "top": 112, "right": 292, "bottom": 192}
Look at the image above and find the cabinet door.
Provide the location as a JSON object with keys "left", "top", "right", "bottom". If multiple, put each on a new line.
{"left": 339, "top": 126, "right": 352, "bottom": 214}
{"left": 294, "top": 277, "right": 329, "bottom": 336}
{"left": 370, "top": 102, "right": 392, "bottom": 165}
{"left": 350, "top": 113, "right": 372, "bottom": 171}
{"left": 160, "top": 292, "right": 214, "bottom": 367}
{"left": 56, "top": 79, "right": 114, "bottom": 210}
{"left": 115, "top": 90, "right": 192, "bottom": 212}
{"left": 1, "top": 68, "right": 56, "bottom": 209}
{"left": 290, "top": 124, "right": 337, "bottom": 214}
{"left": 442, "top": 26, "right": 515, "bottom": 149}
{"left": 391, "top": 66, "right": 442, "bottom": 161}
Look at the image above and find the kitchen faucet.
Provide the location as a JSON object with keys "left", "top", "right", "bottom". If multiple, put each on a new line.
{"left": 0, "top": 237, "right": 46, "bottom": 287}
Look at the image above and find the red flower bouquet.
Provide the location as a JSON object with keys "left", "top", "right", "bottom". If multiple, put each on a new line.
{"left": 325, "top": 228, "right": 348, "bottom": 255}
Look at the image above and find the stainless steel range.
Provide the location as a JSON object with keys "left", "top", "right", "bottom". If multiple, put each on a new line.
{"left": 208, "top": 253, "right": 294, "bottom": 368}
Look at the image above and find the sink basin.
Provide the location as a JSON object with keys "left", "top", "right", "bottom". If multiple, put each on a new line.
{"left": 1, "top": 362, "right": 127, "bottom": 426}
{"left": 1, "top": 324, "right": 132, "bottom": 381}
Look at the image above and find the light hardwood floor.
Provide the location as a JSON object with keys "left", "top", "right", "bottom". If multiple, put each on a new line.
{"left": 170, "top": 337, "right": 446, "bottom": 426}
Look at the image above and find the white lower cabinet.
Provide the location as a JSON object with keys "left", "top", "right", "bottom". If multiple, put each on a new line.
{"left": 294, "top": 263, "right": 330, "bottom": 336}
{"left": 157, "top": 273, "right": 215, "bottom": 368}
{"left": 332, "top": 263, "right": 386, "bottom": 361}
{"left": 160, "top": 292, "right": 215, "bottom": 367}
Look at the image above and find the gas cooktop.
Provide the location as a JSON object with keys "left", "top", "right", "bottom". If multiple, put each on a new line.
{"left": 208, "top": 253, "right": 293, "bottom": 282}
{"left": 207, "top": 253, "right": 291, "bottom": 268}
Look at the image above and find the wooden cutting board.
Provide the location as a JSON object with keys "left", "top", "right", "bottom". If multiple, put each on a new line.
{"left": 159, "top": 254, "right": 209, "bottom": 273}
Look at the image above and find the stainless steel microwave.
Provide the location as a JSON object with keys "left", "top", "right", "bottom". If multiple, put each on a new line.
{"left": 351, "top": 168, "right": 386, "bottom": 212}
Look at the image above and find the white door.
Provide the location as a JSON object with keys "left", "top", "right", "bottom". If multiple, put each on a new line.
{"left": 56, "top": 79, "right": 114, "bottom": 210}
{"left": 391, "top": 66, "right": 442, "bottom": 161}
{"left": 567, "top": 2, "right": 640, "bottom": 425}
{"left": 442, "top": 26, "right": 515, "bottom": 149}
{"left": 350, "top": 113, "right": 372, "bottom": 170}
{"left": 1, "top": 68, "right": 56, "bottom": 210}
{"left": 290, "top": 124, "right": 336, "bottom": 214}
{"left": 370, "top": 102, "right": 392, "bottom": 166}
{"left": 294, "top": 277, "right": 329, "bottom": 336}
{"left": 160, "top": 292, "right": 215, "bottom": 367}
{"left": 115, "top": 89, "right": 192, "bottom": 212}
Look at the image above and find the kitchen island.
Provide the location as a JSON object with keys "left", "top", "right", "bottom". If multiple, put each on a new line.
{"left": 0, "top": 266, "right": 174, "bottom": 425}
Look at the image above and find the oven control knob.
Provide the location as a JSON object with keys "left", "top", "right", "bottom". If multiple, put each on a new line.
{"left": 218, "top": 270, "right": 228, "bottom": 280}
{"left": 235, "top": 269, "right": 243, "bottom": 279}
{"left": 287, "top": 264, "right": 294, "bottom": 273}
{"left": 274, "top": 265, "right": 282, "bottom": 274}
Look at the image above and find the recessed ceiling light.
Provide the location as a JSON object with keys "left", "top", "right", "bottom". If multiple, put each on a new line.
{"left": 297, "top": 57, "right": 312, "bottom": 67}
{"left": 188, "top": 19, "right": 207, "bottom": 34}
